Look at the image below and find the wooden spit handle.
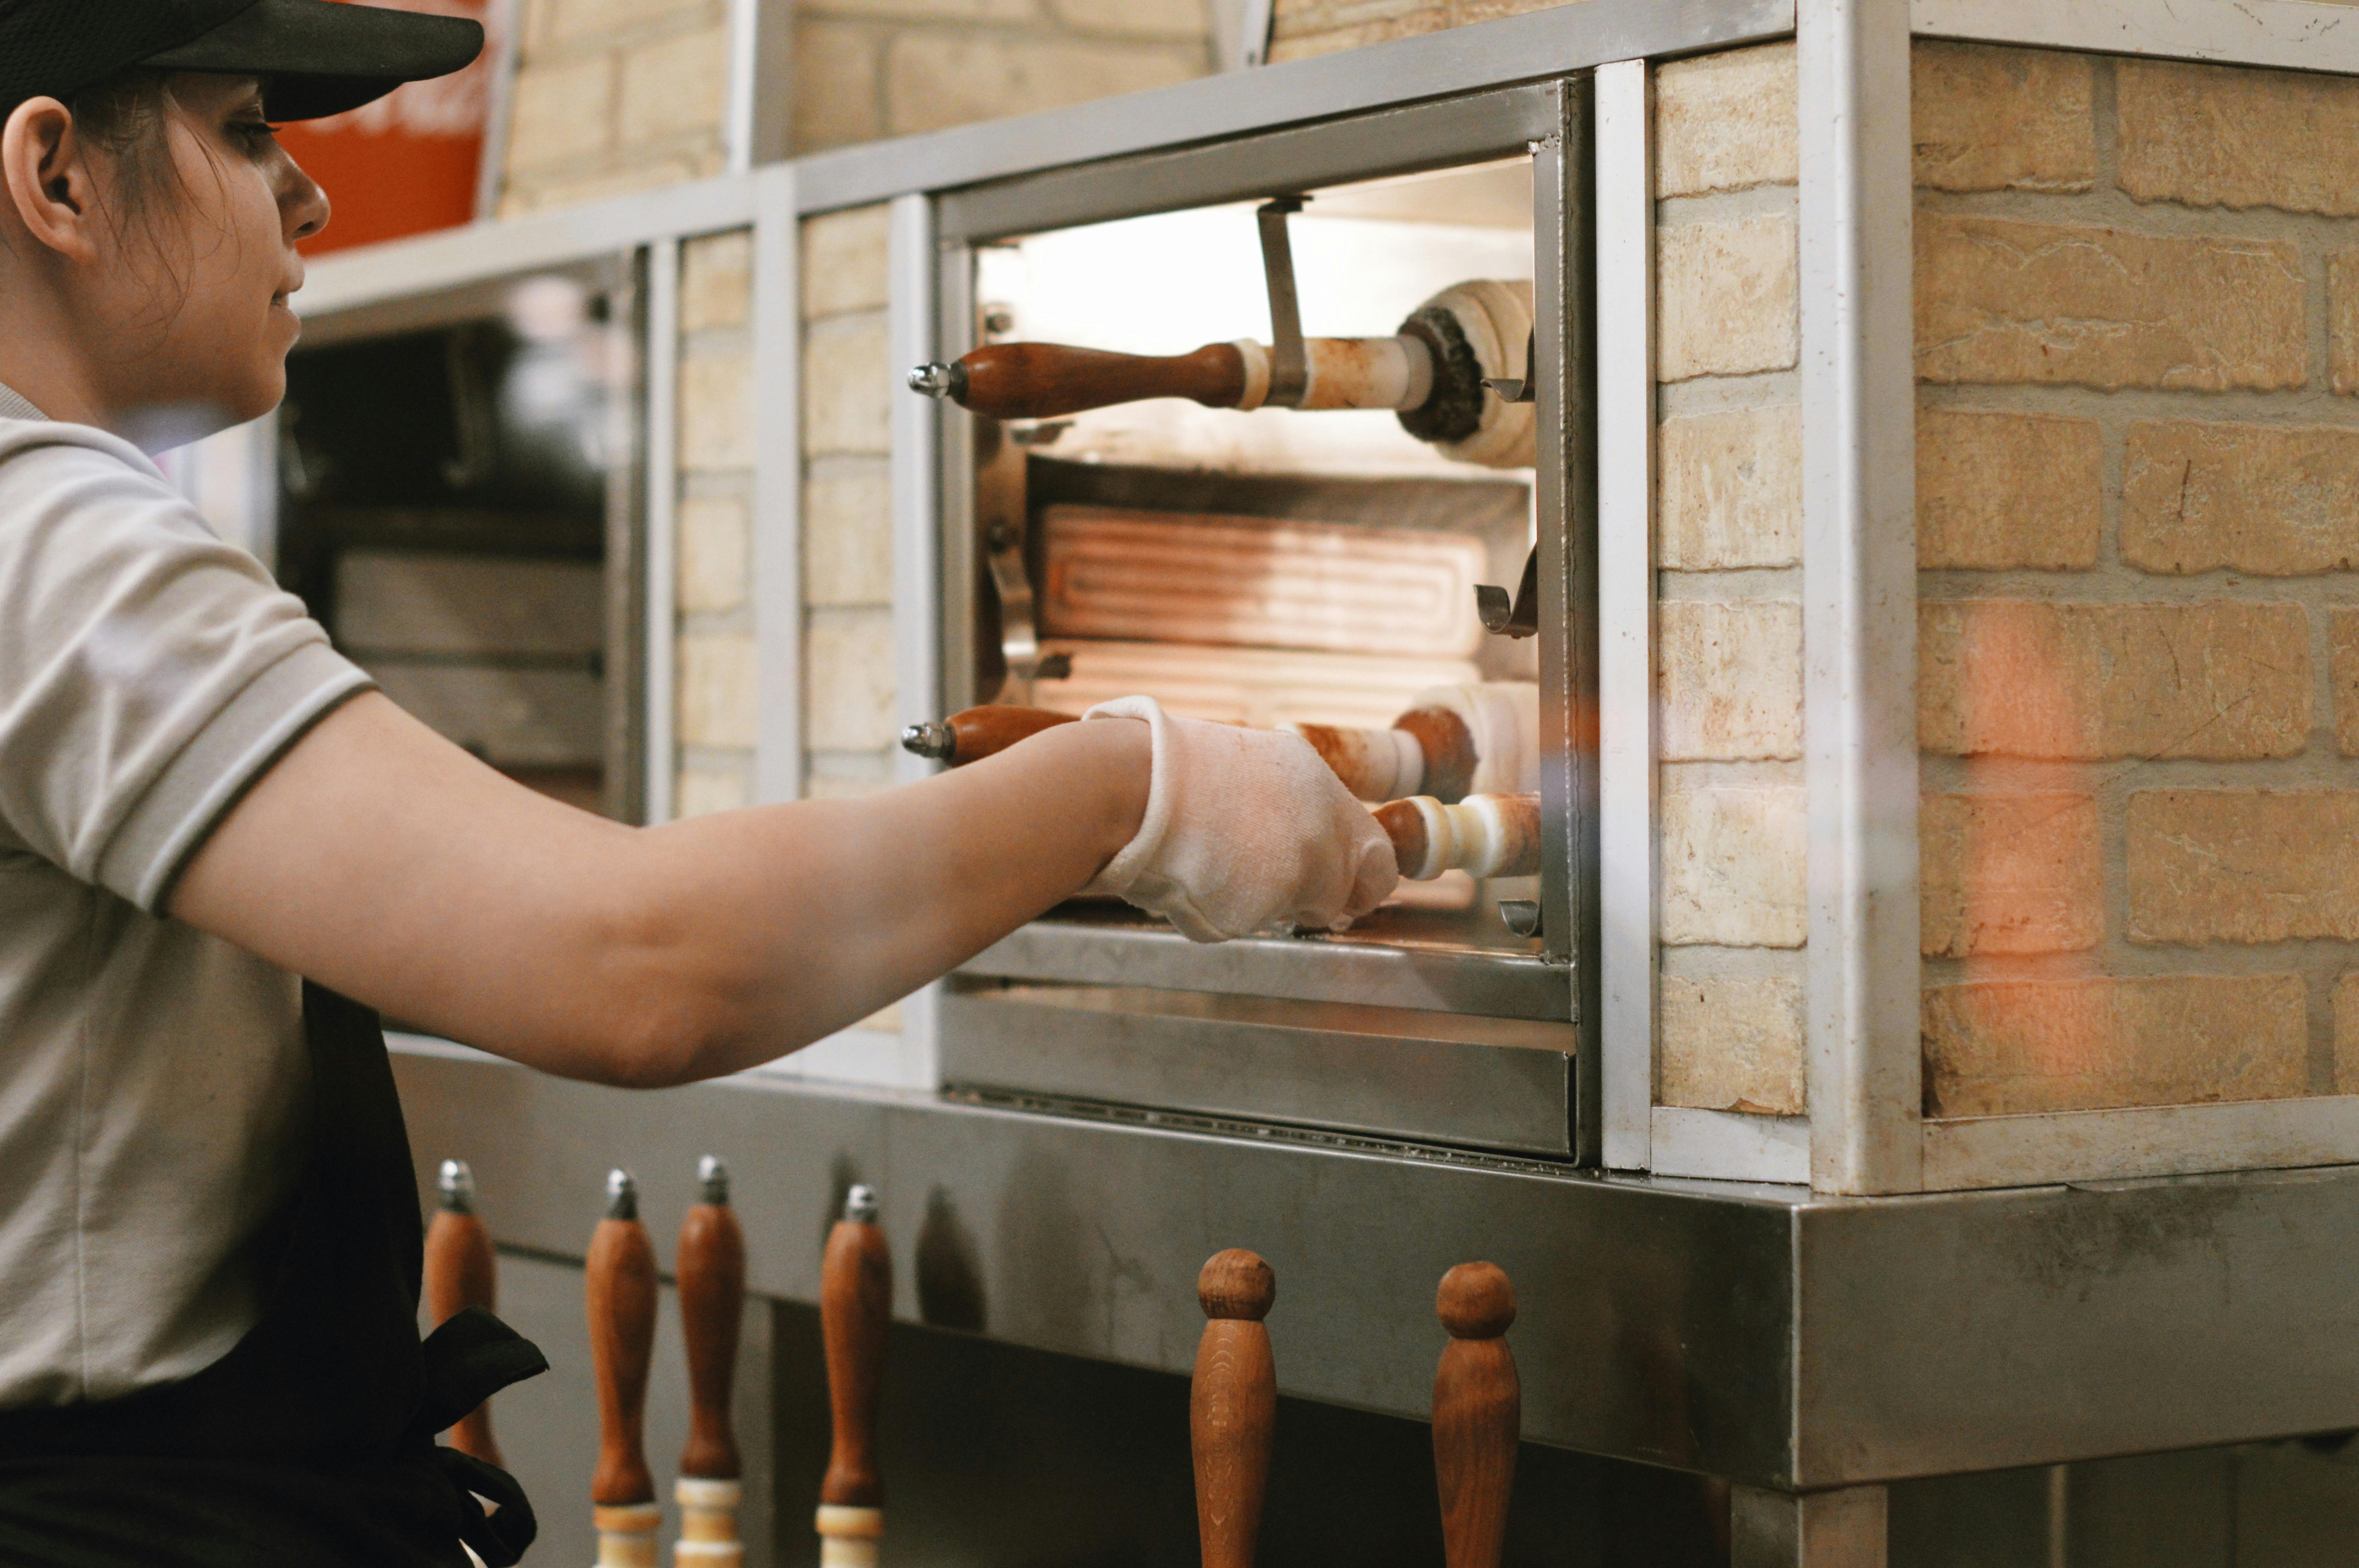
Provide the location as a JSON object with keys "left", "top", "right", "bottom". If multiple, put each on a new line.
{"left": 424, "top": 1158, "right": 502, "bottom": 1469}
{"left": 900, "top": 704, "right": 1078, "bottom": 766}
{"left": 912, "top": 334, "right": 1438, "bottom": 422}
{"left": 817, "top": 1185, "right": 891, "bottom": 1568}
{"left": 677, "top": 1155, "right": 748, "bottom": 1566}
{"left": 587, "top": 1169, "right": 662, "bottom": 1568}
{"left": 1193, "top": 1249, "right": 1278, "bottom": 1568}
{"left": 912, "top": 341, "right": 1248, "bottom": 421}
{"left": 1433, "top": 1262, "right": 1520, "bottom": 1568}
{"left": 905, "top": 704, "right": 1539, "bottom": 880}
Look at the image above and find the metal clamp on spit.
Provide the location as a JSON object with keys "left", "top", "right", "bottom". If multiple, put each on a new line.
{"left": 907, "top": 198, "right": 1539, "bottom": 470}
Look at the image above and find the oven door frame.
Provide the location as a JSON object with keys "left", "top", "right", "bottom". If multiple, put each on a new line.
{"left": 925, "top": 77, "right": 1601, "bottom": 1161}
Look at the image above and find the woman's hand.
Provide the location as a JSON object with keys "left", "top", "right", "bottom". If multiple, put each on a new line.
{"left": 1079, "top": 697, "right": 1399, "bottom": 942}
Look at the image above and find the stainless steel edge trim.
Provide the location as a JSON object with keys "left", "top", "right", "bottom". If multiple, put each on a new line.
{"left": 938, "top": 984, "right": 1578, "bottom": 1155}
{"left": 793, "top": 0, "right": 1797, "bottom": 217}
{"left": 940, "top": 84, "right": 1561, "bottom": 245}
{"left": 1532, "top": 81, "right": 1603, "bottom": 1163}
{"left": 960, "top": 922, "right": 1571, "bottom": 1020}
{"left": 641, "top": 240, "right": 682, "bottom": 825}
{"left": 301, "top": 175, "right": 760, "bottom": 324}
{"left": 391, "top": 1043, "right": 1798, "bottom": 1483}
{"left": 1910, "top": 0, "right": 2359, "bottom": 74}
{"left": 1593, "top": 57, "right": 1657, "bottom": 1173}
{"left": 391, "top": 1044, "right": 2359, "bottom": 1488}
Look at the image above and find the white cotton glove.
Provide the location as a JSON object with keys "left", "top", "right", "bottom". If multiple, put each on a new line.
{"left": 1080, "top": 697, "right": 1400, "bottom": 943}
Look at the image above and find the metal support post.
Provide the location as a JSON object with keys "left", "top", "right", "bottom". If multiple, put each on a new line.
{"left": 1731, "top": 1485, "right": 1888, "bottom": 1568}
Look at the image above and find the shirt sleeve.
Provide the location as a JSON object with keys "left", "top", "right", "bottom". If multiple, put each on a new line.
{"left": 0, "top": 425, "right": 373, "bottom": 913}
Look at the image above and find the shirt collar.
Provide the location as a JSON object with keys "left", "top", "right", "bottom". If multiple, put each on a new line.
{"left": 0, "top": 380, "right": 44, "bottom": 421}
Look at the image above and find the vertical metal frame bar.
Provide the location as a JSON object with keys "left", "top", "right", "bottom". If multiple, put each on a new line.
{"left": 642, "top": 238, "right": 682, "bottom": 824}
{"left": 603, "top": 250, "right": 651, "bottom": 825}
{"left": 890, "top": 190, "right": 946, "bottom": 1085}
{"left": 1799, "top": 0, "right": 1921, "bottom": 1194}
{"left": 725, "top": 0, "right": 794, "bottom": 172}
{"left": 935, "top": 242, "right": 979, "bottom": 715}
{"left": 1594, "top": 56, "right": 1655, "bottom": 1172}
{"left": 1534, "top": 77, "right": 1602, "bottom": 1164}
{"left": 1731, "top": 1485, "right": 1889, "bottom": 1568}
{"left": 890, "top": 192, "right": 944, "bottom": 789}
{"left": 470, "top": 0, "right": 520, "bottom": 220}
{"left": 751, "top": 165, "right": 804, "bottom": 805}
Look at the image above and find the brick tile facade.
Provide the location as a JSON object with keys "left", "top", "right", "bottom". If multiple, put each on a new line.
{"left": 1652, "top": 44, "right": 1807, "bottom": 1112}
{"left": 1917, "top": 44, "right": 2359, "bottom": 1121}
{"left": 1919, "top": 600, "right": 2311, "bottom": 761}
{"left": 1917, "top": 410, "right": 2101, "bottom": 570}
{"left": 800, "top": 207, "right": 899, "bottom": 797}
{"left": 1911, "top": 42, "right": 2096, "bottom": 194}
{"left": 1915, "top": 215, "right": 2306, "bottom": 392}
{"left": 498, "top": 0, "right": 731, "bottom": 214}
{"left": 1923, "top": 975, "right": 2308, "bottom": 1118}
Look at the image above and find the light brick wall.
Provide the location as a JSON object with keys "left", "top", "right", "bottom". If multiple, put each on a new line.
{"left": 1265, "top": 0, "right": 1562, "bottom": 62}
{"left": 1652, "top": 42, "right": 1808, "bottom": 1120}
{"left": 800, "top": 206, "right": 901, "bottom": 800}
{"left": 498, "top": 0, "right": 733, "bottom": 214}
{"left": 1913, "top": 44, "right": 2359, "bottom": 1119}
{"left": 792, "top": 0, "right": 1214, "bottom": 153}
{"left": 675, "top": 229, "right": 760, "bottom": 817}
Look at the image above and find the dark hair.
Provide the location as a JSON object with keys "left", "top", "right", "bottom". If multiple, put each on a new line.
{"left": 68, "top": 69, "right": 189, "bottom": 226}
{"left": 56, "top": 70, "right": 223, "bottom": 332}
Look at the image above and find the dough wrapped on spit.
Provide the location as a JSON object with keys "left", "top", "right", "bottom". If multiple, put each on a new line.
{"left": 1284, "top": 682, "right": 1538, "bottom": 803}
{"left": 908, "top": 279, "right": 1538, "bottom": 469}
{"left": 901, "top": 702, "right": 1542, "bottom": 880}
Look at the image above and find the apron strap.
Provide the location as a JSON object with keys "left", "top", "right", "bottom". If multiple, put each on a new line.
{"left": 414, "top": 1308, "right": 549, "bottom": 1441}
{"left": 432, "top": 1448, "right": 538, "bottom": 1567}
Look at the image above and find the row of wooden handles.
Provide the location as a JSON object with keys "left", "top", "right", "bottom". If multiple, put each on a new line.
{"left": 429, "top": 1167, "right": 1518, "bottom": 1566}
{"left": 904, "top": 704, "right": 1544, "bottom": 881}
{"left": 422, "top": 1158, "right": 756, "bottom": 1567}
{"left": 1194, "top": 1248, "right": 1521, "bottom": 1568}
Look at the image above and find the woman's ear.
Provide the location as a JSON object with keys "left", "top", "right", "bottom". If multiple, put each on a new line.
{"left": 1, "top": 98, "right": 98, "bottom": 262}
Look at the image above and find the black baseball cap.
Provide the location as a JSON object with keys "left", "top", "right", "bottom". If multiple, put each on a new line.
{"left": 0, "top": 0, "right": 484, "bottom": 125}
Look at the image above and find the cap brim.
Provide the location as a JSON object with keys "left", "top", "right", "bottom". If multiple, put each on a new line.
{"left": 141, "top": 0, "right": 483, "bottom": 122}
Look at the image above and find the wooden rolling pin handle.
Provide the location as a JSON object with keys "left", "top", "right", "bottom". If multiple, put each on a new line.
{"left": 424, "top": 1158, "right": 503, "bottom": 1469}
{"left": 819, "top": 1185, "right": 892, "bottom": 1511}
{"left": 587, "top": 1169, "right": 659, "bottom": 1512}
{"left": 1193, "top": 1249, "right": 1277, "bottom": 1568}
{"left": 679, "top": 1155, "right": 747, "bottom": 1485}
{"left": 913, "top": 341, "right": 1249, "bottom": 421}
{"left": 1434, "top": 1262, "right": 1520, "bottom": 1568}
{"left": 901, "top": 704, "right": 1079, "bottom": 766}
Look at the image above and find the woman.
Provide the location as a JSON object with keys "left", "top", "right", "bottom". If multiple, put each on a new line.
{"left": 0, "top": 2, "right": 1398, "bottom": 1563}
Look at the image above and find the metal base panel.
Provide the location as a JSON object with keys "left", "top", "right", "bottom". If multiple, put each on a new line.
{"left": 940, "top": 982, "right": 1577, "bottom": 1156}
{"left": 392, "top": 1041, "right": 2359, "bottom": 1490}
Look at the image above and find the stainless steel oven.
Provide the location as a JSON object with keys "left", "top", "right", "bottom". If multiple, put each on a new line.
{"left": 923, "top": 80, "right": 1599, "bottom": 1160}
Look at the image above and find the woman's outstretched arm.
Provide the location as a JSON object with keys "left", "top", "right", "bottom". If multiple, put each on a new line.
{"left": 170, "top": 691, "right": 1150, "bottom": 1087}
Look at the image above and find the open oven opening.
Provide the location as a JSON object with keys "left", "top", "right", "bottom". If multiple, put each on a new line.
{"left": 276, "top": 271, "right": 633, "bottom": 820}
{"left": 964, "top": 155, "right": 1543, "bottom": 960}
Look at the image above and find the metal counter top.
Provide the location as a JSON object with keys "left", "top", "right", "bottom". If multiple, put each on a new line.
{"left": 392, "top": 1040, "right": 2359, "bottom": 1491}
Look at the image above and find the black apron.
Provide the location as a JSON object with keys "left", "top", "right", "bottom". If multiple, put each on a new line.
{"left": 0, "top": 984, "right": 548, "bottom": 1567}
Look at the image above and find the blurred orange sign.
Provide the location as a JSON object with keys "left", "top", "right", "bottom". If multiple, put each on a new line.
{"left": 276, "top": 0, "right": 500, "bottom": 256}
